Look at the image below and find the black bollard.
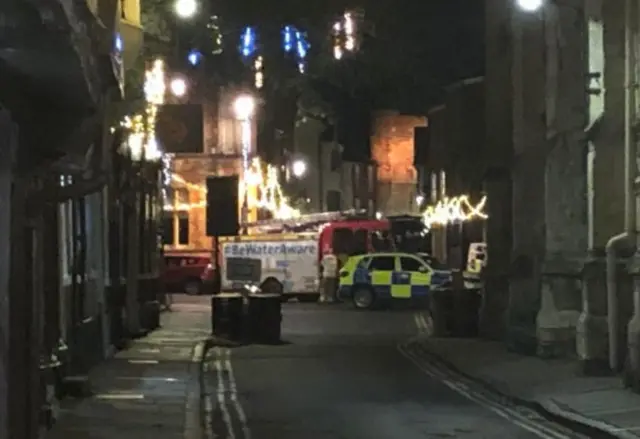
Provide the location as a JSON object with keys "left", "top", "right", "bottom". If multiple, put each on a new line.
{"left": 248, "top": 293, "right": 282, "bottom": 344}
{"left": 211, "top": 293, "right": 245, "bottom": 341}
{"left": 430, "top": 288, "right": 454, "bottom": 337}
{"left": 452, "top": 288, "right": 481, "bottom": 337}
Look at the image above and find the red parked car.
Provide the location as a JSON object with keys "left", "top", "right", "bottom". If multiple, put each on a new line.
{"left": 162, "top": 254, "right": 211, "bottom": 295}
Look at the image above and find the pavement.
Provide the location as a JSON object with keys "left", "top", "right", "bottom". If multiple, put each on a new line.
{"left": 45, "top": 295, "right": 640, "bottom": 439}
{"left": 408, "top": 335, "right": 640, "bottom": 439}
{"left": 45, "top": 294, "right": 212, "bottom": 439}
{"left": 202, "top": 301, "right": 591, "bottom": 439}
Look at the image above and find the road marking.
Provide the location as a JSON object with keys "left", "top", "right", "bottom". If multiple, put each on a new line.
{"left": 186, "top": 340, "right": 208, "bottom": 439}
{"left": 413, "top": 313, "right": 432, "bottom": 335}
{"left": 94, "top": 393, "right": 145, "bottom": 400}
{"left": 226, "top": 349, "right": 252, "bottom": 439}
{"left": 398, "top": 341, "right": 585, "bottom": 439}
{"left": 128, "top": 359, "right": 159, "bottom": 364}
{"left": 213, "top": 347, "right": 236, "bottom": 439}
{"left": 204, "top": 394, "right": 214, "bottom": 439}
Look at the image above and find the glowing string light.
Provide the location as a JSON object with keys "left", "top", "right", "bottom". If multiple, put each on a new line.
{"left": 422, "top": 195, "right": 488, "bottom": 228}
{"left": 254, "top": 56, "right": 264, "bottom": 89}
{"left": 121, "top": 59, "right": 165, "bottom": 161}
{"left": 164, "top": 157, "right": 300, "bottom": 220}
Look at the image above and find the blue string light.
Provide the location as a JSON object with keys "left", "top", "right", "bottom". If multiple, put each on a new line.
{"left": 282, "top": 26, "right": 294, "bottom": 52}
{"left": 240, "top": 26, "right": 256, "bottom": 58}
{"left": 187, "top": 49, "right": 202, "bottom": 66}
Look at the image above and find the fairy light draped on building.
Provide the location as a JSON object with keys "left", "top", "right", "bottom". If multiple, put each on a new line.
{"left": 254, "top": 56, "right": 264, "bottom": 89}
{"left": 121, "top": 58, "right": 165, "bottom": 161}
{"left": 422, "top": 195, "right": 488, "bottom": 228}
{"left": 243, "top": 158, "right": 300, "bottom": 219}
{"left": 332, "top": 11, "right": 358, "bottom": 60}
{"left": 164, "top": 157, "right": 300, "bottom": 220}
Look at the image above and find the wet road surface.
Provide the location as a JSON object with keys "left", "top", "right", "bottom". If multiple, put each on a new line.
{"left": 204, "top": 302, "right": 569, "bottom": 439}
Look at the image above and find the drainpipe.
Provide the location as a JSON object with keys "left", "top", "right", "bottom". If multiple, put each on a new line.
{"left": 606, "top": 0, "right": 636, "bottom": 372}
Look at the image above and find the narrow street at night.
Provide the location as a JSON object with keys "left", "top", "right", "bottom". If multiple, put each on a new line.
{"left": 204, "top": 303, "right": 588, "bottom": 439}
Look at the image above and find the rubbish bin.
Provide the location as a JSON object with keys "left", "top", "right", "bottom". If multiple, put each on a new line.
{"left": 430, "top": 288, "right": 454, "bottom": 336}
{"left": 211, "top": 293, "right": 244, "bottom": 340}
{"left": 452, "top": 288, "right": 481, "bottom": 337}
{"left": 140, "top": 300, "right": 160, "bottom": 330}
{"left": 247, "top": 293, "right": 282, "bottom": 344}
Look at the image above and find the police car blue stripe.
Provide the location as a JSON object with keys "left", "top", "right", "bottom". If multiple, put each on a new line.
{"left": 411, "top": 285, "right": 430, "bottom": 296}
{"left": 373, "top": 285, "right": 392, "bottom": 298}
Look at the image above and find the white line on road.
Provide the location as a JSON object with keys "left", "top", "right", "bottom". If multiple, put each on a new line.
{"left": 204, "top": 394, "right": 214, "bottom": 439}
{"left": 414, "top": 313, "right": 432, "bottom": 335}
{"left": 398, "top": 342, "right": 585, "bottom": 439}
{"left": 225, "top": 349, "right": 252, "bottom": 439}
{"left": 214, "top": 347, "right": 236, "bottom": 439}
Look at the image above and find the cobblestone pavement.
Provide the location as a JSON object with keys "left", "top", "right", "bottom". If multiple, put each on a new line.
{"left": 203, "top": 302, "right": 588, "bottom": 439}
{"left": 45, "top": 295, "right": 211, "bottom": 439}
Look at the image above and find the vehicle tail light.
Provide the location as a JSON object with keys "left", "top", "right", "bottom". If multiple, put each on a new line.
{"left": 201, "top": 264, "right": 214, "bottom": 281}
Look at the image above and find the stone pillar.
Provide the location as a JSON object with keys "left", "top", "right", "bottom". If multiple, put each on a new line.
{"left": 627, "top": 263, "right": 640, "bottom": 390}
{"left": 481, "top": 171, "right": 512, "bottom": 339}
{"left": 506, "top": 6, "right": 547, "bottom": 355}
{"left": 537, "top": 2, "right": 588, "bottom": 358}
{"left": 578, "top": 0, "right": 627, "bottom": 373}
{"left": 0, "top": 108, "right": 15, "bottom": 439}
{"left": 479, "top": 0, "right": 513, "bottom": 340}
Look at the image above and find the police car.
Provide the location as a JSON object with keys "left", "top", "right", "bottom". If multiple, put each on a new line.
{"left": 338, "top": 252, "right": 452, "bottom": 310}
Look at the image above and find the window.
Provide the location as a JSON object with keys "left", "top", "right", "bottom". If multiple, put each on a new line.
{"left": 400, "top": 257, "right": 424, "bottom": 272}
{"left": 332, "top": 228, "right": 352, "bottom": 255}
{"left": 178, "top": 212, "right": 189, "bottom": 245}
{"left": 326, "top": 190, "right": 341, "bottom": 211}
{"left": 163, "top": 187, "right": 191, "bottom": 248}
{"left": 165, "top": 187, "right": 175, "bottom": 206}
{"left": 176, "top": 188, "right": 189, "bottom": 206}
{"left": 369, "top": 256, "right": 395, "bottom": 271}
{"left": 352, "top": 229, "right": 367, "bottom": 255}
{"left": 368, "top": 166, "right": 375, "bottom": 192}
{"left": 371, "top": 230, "right": 393, "bottom": 252}
{"left": 162, "top": 212, "right": 174, "bottom": 245}
{"left": 357, "top": 257, "right": 372, "bottom": 269}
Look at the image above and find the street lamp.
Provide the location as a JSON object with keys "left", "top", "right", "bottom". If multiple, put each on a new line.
{"left": 292, "top": 159, "right": 307, "bottom": 178}
{"left": 169, "top": 77, "right": 187, "bottom": 97}
{"left": 233, "top": 95, "right": 255, "bottom": 121}
{"left": 174, "top": 0, "right": 198, "bottom": 18}
{"left": 516, "top": 0, "right": 544, "bottom": 11}
{"left": 233, "top": 95, "right": 256, "bottom": 224}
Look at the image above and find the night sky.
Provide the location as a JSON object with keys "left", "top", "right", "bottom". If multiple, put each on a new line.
{"left": 211, "top": 0, "right": 485, "bottom": 158}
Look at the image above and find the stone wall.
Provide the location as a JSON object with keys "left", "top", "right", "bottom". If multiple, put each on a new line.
{"left": 371, "top": 111, "right": 425, "bottom": 214}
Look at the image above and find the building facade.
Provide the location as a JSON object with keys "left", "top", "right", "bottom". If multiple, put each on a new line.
{"left": 478, "top": 0, "right": 640, "bottom": 394}
{"left": 0, "top": 0, "right": 147, "bottom": 435}
{"left": 371, "top": 111, "right": 425, "bottom": 216}
{"left": 413, "top": 78, "right": 486, "bottom": 269}
{"left": 293, "top": 116, "right": 378, "bottom": 216}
